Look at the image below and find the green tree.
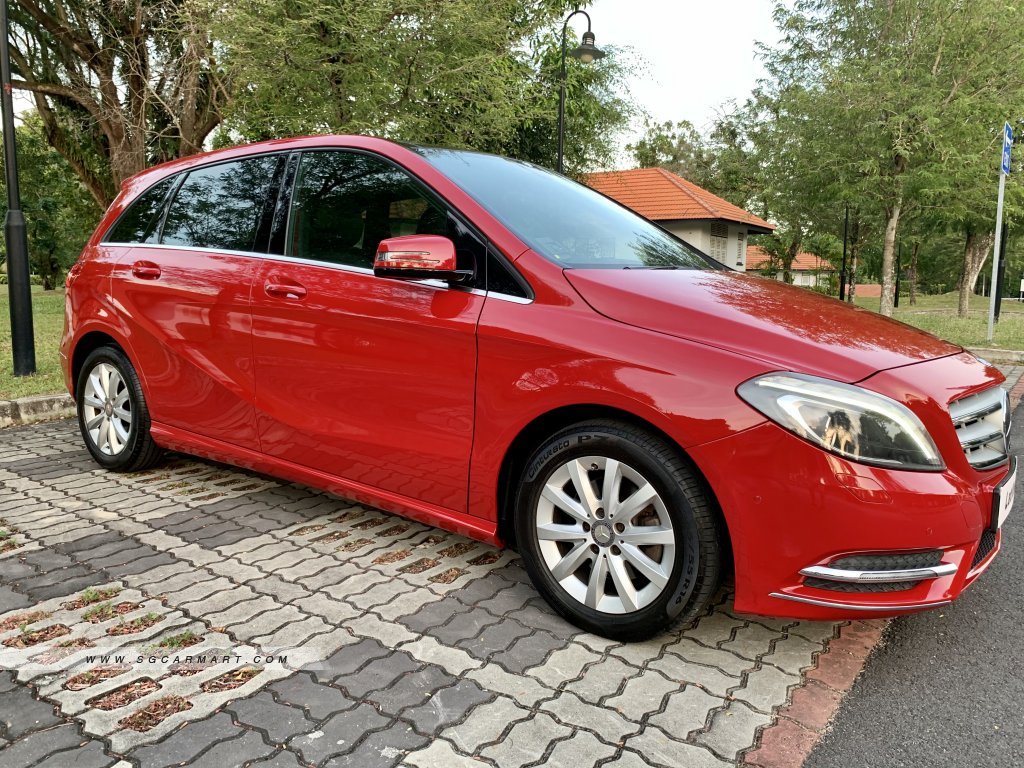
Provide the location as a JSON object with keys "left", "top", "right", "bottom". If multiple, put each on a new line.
{"left": 628, "top": 120, "right": 716, "bottom": 185}
{"left": 0, "top": 114, "right": 102, "bottom": 290}
{"left": 214, "top": 0, "right": 635, "bottom": 173}
{"left": 9, "top": 0, "right": 226, "bottom": 206}
{"left": 754, "top": 0, "right": 1024, "bottom": 316}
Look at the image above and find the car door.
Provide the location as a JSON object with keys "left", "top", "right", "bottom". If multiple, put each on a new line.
{"left": 250, "top": 149, "right": 485, "bottom": 514}
{"left": 109, "top": 154, "right": 284, "bottom": 450}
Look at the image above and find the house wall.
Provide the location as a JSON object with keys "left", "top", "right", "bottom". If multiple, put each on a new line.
{"left": 758, "top": 270, "right": 831, "bottom": 287}
{"left": 662, "top": 221, "right": 748, "bottom": 272}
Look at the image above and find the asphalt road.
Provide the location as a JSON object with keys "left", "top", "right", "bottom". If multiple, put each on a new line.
{"left": 806, "top": 403, "right": 1024, "bottom": 768}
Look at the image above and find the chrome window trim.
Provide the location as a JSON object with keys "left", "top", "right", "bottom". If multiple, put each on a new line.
{"left": 122, "top": 242, "right": 534, "bottom": 304}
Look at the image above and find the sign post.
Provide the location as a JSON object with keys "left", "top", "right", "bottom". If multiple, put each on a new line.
{"left": 987, "top": 122, "right": 1013, "bottom": 342}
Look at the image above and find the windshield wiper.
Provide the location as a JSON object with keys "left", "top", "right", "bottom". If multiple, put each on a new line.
{"left": 623, "top": 265, "right": 681, "bottom": 270}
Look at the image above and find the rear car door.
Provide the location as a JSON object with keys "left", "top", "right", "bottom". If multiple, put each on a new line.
{"left": 109, "top": 154, "right": 283, "bottom": 450}
{"left": 250, "top": 149, "right": 485, "bottom": 514}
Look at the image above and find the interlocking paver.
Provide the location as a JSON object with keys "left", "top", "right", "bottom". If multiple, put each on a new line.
{"left": 539, "top": 690, "right": 639, "bottom": 742}
{"left": 370, "top": 664, "right": 456, "bottom": 715}
{"left": 650, "top": 685, "right": 725, "bottom": 735}
{"left": 625, "top": 727, "right": 733, "bottom": 768}
{"left": 442, "top": 696, "right": 531, "bottom": 753}
{"left": 270, "top": 672, "right": 355, "bottom": 720}
{"left": 457, "top": 617, "right": 531, "bottom": 659}
{"left": 693, "top": 700, "right": 774, "bottom": 758}
{"left": 478, "top": 712, "right": 571, "bottom": 767}
{"left": 324, "top": 720, "right": 427, "bottom": 767}
{"left": 0, "top": 724, "right": 100, "bottom": 767}
{"left": 0, "top": 681, "right": 62, "bottom": 738}
{"left": 647, "top": 657, "right": 740, "bottom": 697}
{"left": 0, "top": 417, "right": 851, "bottom": 766}
{"left": 189, "top": 730, "right": 276, "bottom": 768}
{"left": 403, "top": 738, "right": 497, "bottom": 768}
{"left": 762, "top": 632, "right": 825, "bottom": 674}
{"left": 734, "top": 664, "right": 800, "bottom": 713}
{"left": 605, "top": 669, "right": 679, "bottom": 718}
{"left": 332, "top": 652, "right": 420, "bottom": 697}
{"left": 564, "top": 655, "right": 638, "bottom": 702}
{"left": 539, "top": 729, "right": 618, "bottom": 767}
{"left": 401, "top": 678, "right": 493, "bottom": 733}
{"left": 288, "top": 703, "right": 388, "bottom": 765}
{"left": 228, "top": 691, "right": 316, "bottom": 744}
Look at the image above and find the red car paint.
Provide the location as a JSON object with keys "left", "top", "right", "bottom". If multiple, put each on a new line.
{"left": 62, "top": 135, "right": 1011, "bottom": 620}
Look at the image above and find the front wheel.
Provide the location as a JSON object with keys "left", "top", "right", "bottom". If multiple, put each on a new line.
{"left": 515, "top": 420, "right": 723, "bottom": 641}
{"left": 76, "top": 346, "right": 163, "bottom": 472}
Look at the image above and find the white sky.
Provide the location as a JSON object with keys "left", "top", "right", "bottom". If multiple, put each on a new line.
{"left": 586, "top": 0, "right": 781, "bottom": 165}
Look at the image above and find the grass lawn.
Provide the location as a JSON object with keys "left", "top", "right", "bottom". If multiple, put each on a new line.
{"left": 0, "top": 286, "right": 1020, "bottom": 402}
{"left": 854, "top": 291, "right": 1024, "bottom": 351}
{"left": 0, "top": 286, "right": 66, "bottom": 400}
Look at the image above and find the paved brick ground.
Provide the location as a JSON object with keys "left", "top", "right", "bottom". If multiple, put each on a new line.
{"left": 0, "top": 362, "right": 1017, "bottom": 768}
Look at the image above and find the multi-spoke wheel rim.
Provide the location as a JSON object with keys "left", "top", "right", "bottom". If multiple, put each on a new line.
{"left": 535, "top": 455, "right": 676, "bottom": 614}
{"left": 81, "top": 362, "right": 132, "bottom": 456}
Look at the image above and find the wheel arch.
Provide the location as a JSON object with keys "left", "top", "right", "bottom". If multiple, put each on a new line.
{"left": 71, "top": 330, "right": 132, "bottom": 394}
{"left": 495, "top": 404, "right": 733, "bottom": 571}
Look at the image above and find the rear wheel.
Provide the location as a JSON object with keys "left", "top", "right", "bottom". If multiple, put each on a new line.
{"left": 76, "top": 346, "right": 163, "bottom": 472}
{"left": 515, "top": 420, "right": 722, "bottom": 640}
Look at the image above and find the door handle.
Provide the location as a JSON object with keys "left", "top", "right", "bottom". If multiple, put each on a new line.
{"left": 264, "top": 280, "right": 307, "bottom": 300}
{"left": 132, "top": 260, "right": 161, "bottom": 279}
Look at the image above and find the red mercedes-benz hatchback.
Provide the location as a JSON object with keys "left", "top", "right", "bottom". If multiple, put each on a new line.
{"left": 62, "top": 136, "right": 1015, "bottom": 639}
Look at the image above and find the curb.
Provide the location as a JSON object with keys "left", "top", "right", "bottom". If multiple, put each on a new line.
{"left": 741, "top": 619, "right": 887, "bottom": 768}
{"left": 967, "top": 347, "right": 1024, "bottom": 364}
{"left": 0, "top": 393, "right": 74, "bottom": 428}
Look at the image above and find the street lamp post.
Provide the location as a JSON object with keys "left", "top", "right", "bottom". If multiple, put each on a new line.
{"left": 556, "top": 8, "right": 605, "bottom": 174}
{"left": 0, "top": 0, "right": 35, "bottom": 375}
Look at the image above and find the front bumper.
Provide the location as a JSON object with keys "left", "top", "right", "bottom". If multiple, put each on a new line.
{"left": 689, "top": 352, "right": 1011, "bottom": 620}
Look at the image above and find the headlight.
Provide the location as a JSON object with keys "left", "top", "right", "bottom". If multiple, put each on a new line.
{"left": 737, "top": 373, "right": 944, "bottom": 471}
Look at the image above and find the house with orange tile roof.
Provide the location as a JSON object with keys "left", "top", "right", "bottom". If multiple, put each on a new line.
{"left": 585, "top": 167, "right": 774, "bottom": 271}
{"left": 745, "top": 244, "right": 837, "bottom": 288}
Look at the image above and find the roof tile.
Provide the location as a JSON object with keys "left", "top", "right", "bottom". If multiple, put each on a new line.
{"left": 585, "top": 168, "right": 774, "bottom": 232}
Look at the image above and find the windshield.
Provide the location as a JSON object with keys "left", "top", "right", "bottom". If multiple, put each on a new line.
{"left": 413, "top": 148, "right": 718, "bottom": 270}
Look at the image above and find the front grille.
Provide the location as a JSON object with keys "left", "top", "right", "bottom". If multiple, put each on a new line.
{"left": 949, "top": 385, "right": 1010, "bottom": 469}
{"left": 805, "top": 578, "right": 919, "bottom": 593}
{"left": 830, "top": 551, "right": 942, "bottom": 571}
{"left": 971, "top": 530, "right": 997, "bottom": 569}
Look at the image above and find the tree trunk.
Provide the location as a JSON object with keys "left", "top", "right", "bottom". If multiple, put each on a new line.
{"left": 957, "top": 230, "right": 996, "bottom": 317}
{"left": 879, "top": 200, "right": 902, "bottom": 316}
{"left": 783, "top": 232, "right": 801, "bottom": 284}
{"left": 909, "top": 241, "right": 919, "bottom": 305}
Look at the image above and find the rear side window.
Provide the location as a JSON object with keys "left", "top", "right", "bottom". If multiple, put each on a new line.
{"left": 162, "top": 156, "right": 279, "bottom": 252}
{"left": 105, "top": 177, "right": 175, "bottom": 244}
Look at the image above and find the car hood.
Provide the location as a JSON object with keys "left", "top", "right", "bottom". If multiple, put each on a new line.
{"left": 563, "top": 268, "right": 962, "bottom": 383}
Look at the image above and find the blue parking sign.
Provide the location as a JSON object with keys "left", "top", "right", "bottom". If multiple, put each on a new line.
{"left": 1002, "top": 122, "right": 1013, "bottom": 175}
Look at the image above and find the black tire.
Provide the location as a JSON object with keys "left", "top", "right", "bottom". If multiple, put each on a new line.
{"left": 515, "top": 419, "right": 722, "bottom": 641}
{"left": 75, "top": 345, "right": 163, "bottom": 472}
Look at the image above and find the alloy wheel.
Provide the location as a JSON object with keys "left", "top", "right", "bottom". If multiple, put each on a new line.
{"left": 81, "top": 362, "right": 132, "bottom": 456}
{"left": 535, "top": 455, "right": 676, "bottom": 614}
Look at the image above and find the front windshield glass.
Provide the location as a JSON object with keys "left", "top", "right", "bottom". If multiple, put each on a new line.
{"left": 414, "top": 148, "right": 718, "bottom": 270}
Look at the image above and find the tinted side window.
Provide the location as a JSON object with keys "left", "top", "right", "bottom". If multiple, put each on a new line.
{"left": 162, "top": 156, "right": 278, "bottom": 251}
{"left": 290, "top": 151, "right": 456, "bottom": 270}
{"left": 105, "top": 176, "right": 175, "bottom": 244}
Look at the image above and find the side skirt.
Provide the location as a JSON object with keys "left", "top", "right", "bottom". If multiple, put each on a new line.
{"left": 149, "top": 421, "right": 501, "bottom": 546}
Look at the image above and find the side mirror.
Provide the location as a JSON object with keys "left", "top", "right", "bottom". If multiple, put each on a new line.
{"left": 373, "top": 235, "right": 473, "bottom": 284}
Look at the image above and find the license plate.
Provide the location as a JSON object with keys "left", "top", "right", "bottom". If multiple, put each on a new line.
{"left": 992, "top": 458, "right": 1017, "bottom": 530}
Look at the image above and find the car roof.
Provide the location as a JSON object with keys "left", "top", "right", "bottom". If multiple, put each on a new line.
{"left": 122, "top": 135, "right": 412, "bottom": 190}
